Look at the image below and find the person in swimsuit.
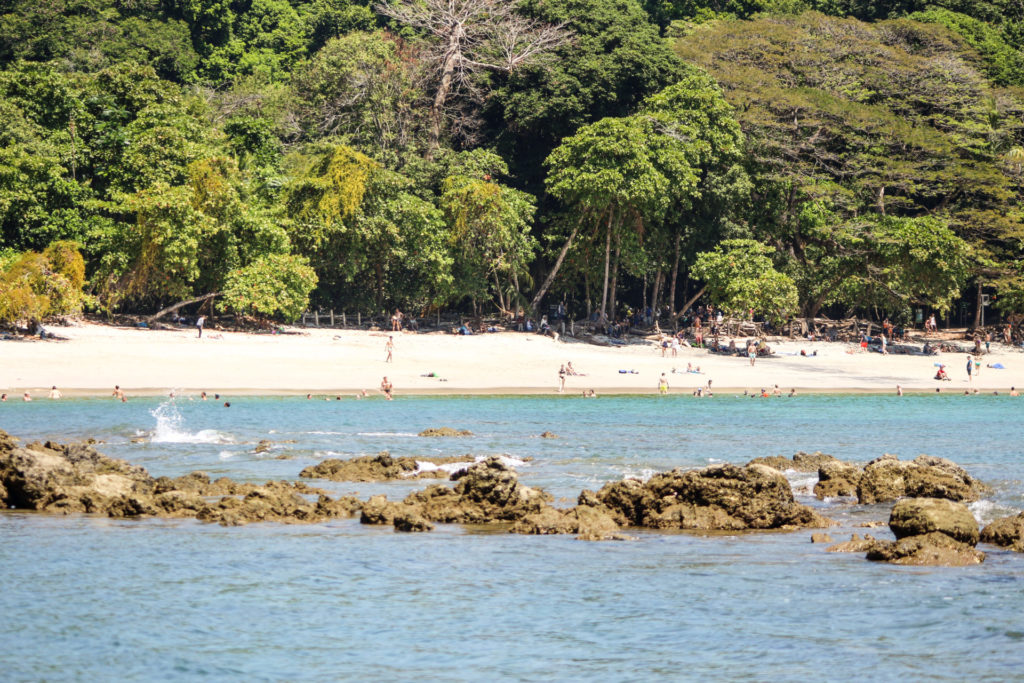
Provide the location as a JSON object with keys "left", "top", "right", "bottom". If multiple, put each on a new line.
{"left": 381, "top": 376, "right": 393, "bottom": 400}
{"left": 385, "top": 336, "right": 394, "bottom": 363}
{"left": 658, "top": 373, "right": 669, "bottom": 395}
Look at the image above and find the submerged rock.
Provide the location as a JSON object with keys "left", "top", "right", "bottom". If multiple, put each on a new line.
{"left": 826, "top": 534, "right": 877, "bottom": 553}
{"left": 0, "top": 430, "right": 359, "bottom": 526}
{"left": 539, "top": 431, "right": 559, "bottom": 439}
{"left": 858, "top": 454, "right": 983, "bottom": 504}
{"left": 594, "top": 463, "right": 834, "bottom": 531}
{"left": 980, "top": 512, "right": 1024, "bottom": 552}
{"left": 300, "top": 451, "right": 468, "bottom": 482}
{"left": 749, "top": 451, "right": 838, "bottom": 473}
{"left": 866, "top": 532, "right": 985, "bottom": 566}
{"left": 418, "top": 427, "right": 473, "bottom": 437}
{"left": 511, "top": 504, "right": 627, "bottom": 541}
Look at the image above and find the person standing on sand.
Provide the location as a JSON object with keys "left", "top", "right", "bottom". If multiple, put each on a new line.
{"left": 558, "top": 364, "right": 567, "bottom": 392}
{"left": 658, "top": 373, "right": 669, "bottom": 395}
{"left": 747, "top": 342, "right": 757, "bottom": 367}
{"left": 380, "top": 376, "right": 393, "bottom": 400}
{"left": 966, "top": 355, "right": 973, "bottom": 383}
{"left": 385, "top": 335, "right": 394, "bottom": 363}
{"left": 196, "top": 315, "right": 205, "bottom": 338}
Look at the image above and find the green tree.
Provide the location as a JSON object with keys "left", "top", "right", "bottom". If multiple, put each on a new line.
{"left": 692, "top": 239, "right": 798, "bottom": 322}
{"left": 223, "top": 253, "right": 317, "bottom": 321}
{"left": 0, "top": 240, "right": 88, "bottom": 327}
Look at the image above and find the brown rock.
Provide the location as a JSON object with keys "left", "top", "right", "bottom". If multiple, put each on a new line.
{"left": 299, "top": 451, "right": 466, "bottom": 482}
{"left": 360, "top": 495, "right": 404, "bottom": 525}
{"left": 826, "top": 534, "right": 877, "bottom": 553}
{"left": 510, "top": 504, "right": 624, "bottom": 541}
{"left": 810, "top": 533, "right": 833, "bottom": 543}
{"left": 418, "top": 427, "right": 473, "bottom": 437}
{"left": 980, "top": 512, "right": 1024, "bottom": 551}
{"left": 889, "top": 498, "right": 979, "bottom": 545}
{"left": 813, "top": 460, "right": 862, "bottom": 499}
{"left": 404, "top": 456, "right": 551, "bottom": 524}
{"left": 748, "top": 451, "right": 838, "bottom": 472}
{"left": 539, "top": 431, "right": 559, "bottom": 439}
{"left": 858, "top": 454, "right": 983, "bottom": 504}
{"left": 393, "top": 510, "right": 435, "bottom": 532}
{"left": 254, "top": 440, "right": 273, "bottom": 453}
{"left": 866, "top": 532, "right": 985, "bottom": 566}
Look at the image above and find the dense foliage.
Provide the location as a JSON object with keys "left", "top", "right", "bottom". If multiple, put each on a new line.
{"left": 1, "top": 0, "right": 1022, "bottom": 327}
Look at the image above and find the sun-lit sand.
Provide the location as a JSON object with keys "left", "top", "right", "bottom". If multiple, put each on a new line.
{"left": 3, "top": 321, "right": 1023, "bottom": 397}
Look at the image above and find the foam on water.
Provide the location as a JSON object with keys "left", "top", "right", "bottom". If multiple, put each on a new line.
{"left": 969, "top": 498, "right": 1017, "bottom": 525}
{"left": 149, "top": 400, "right": 233, "bottom": 444}
{"left": 406, "top": 454, "right": 528, "bottom": 477}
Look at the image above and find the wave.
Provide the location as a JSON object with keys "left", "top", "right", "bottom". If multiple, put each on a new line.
{"left": 405, "top": 454, "right": 529, "bottom": 478}
{"left": 149, "top": 400, "right": 234, "bottom": 444}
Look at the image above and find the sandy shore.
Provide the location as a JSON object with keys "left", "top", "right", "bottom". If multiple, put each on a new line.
{"left": 2, "top": 321, "right": 1023, "bottom": 397}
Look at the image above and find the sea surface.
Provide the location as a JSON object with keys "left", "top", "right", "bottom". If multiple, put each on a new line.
{"left": 2, "top": 393, "right": 1023, "bottom": 681}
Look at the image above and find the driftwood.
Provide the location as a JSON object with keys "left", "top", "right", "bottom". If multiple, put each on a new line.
{"left": 146, "top": 292, "right": 222, "bottom": 324}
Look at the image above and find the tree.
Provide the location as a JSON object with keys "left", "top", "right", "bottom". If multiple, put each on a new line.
{"left": 223, "top": 253, "right": 317, "bottom": 321}
{"left": 545, "top": 115, "right": 700, "bottom": 321}
{"left": 0, "top": 240, "right": 87, "bottom": 327}
{"left": 691, "top": 239, "right": 798, "bottom": 322}
{"left": 375, "top": 0, "right": 571, "bottom": 151}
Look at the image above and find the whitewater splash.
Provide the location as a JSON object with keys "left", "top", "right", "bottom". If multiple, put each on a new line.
{"left": 149, "top": 400, "right": 234, "bottom": 444}
{"left": 405, "top": 454, "right": 529, "bottom": 478}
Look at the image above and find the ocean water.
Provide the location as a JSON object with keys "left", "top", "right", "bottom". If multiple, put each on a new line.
{"left": 2, "top": 394, "right": 1024, "bottom": 681}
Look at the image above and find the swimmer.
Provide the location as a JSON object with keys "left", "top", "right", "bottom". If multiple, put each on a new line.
{"left": 112, "top": 385, "right": 125, "bottom": 400}
{"left": 0, "top": 393, "right": 6, "bottom": 402}
{"left": 22, "top": 392, "right": 32, "bottom": 402}
{"left": 48, "top": 385, "right": 62, "bottom": 399}
{"left": 223, "top": 401, "right": 230, "bottom": 407}
{"left": 306, "top": 394, "right": 312, "bottom": 399}
{"left": 1011, "top": 387, "right": 1020, "bottom": 396}
{"left": 201, "top": 391, "right": 207, "bottom": 401}
{"left": 896, "top": 384, "right": 903, "bottom": 396}
{"left": 788, "top": 388, "right": 796, "bottom": 397}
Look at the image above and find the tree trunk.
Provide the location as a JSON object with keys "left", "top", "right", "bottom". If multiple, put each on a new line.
{"left": 972, "top": 280, "right": 983, "bottom": 330}
{"left": 650, "top": 269, "right": 663, "bottom": 319}
{"left": 609, "top": 236, "right": 621, "bottom": 322}
{"left": 146, "top": 292, "right": 222, "bottom": 324}
{"left": 599, "top": 212, "right": 613, "bottom": 323}
{"left": 673, "top": 285, "right": 706, "bottom": 320}
{"left": 529, "top": 219, "right": 581, "bottom": 313}
{"left": 429, "top": 26, "right": 465, "bottom": 155}
{"left": 668, "top": 231, "right": 681, "bottom": 317}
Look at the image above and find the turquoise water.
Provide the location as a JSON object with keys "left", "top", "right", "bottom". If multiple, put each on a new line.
{"left": 2, "top": 394, "right": 1024, "bottom": 680}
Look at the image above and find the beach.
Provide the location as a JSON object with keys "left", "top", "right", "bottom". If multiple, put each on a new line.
{"left": 3, "top": 321, "right": 1023, "bottom": 396}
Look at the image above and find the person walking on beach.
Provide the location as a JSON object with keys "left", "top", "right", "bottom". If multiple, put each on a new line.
{"left": 385, "top": 335, "right": 394, "bottom": 363}
{"left": 966, "top": 355, "right": 973, "bottom": 383}
{"left": 380, "top": 376, "right": 393, "bottom": 400}
{"left": 196, "top": 315, "right": 205, "bottom": 338}
{"left": 658, "top": 373, "right": 669, "bottom": 395}
{"left": 558, "top": 364, "right": 567, "bottom": 392}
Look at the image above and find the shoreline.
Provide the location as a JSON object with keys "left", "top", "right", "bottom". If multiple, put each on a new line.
{"left": 3, "top": 386, "right": 1020, "bottom": 398}
{"left": 3, "top": 321, "right": 1023, "bottom": 398}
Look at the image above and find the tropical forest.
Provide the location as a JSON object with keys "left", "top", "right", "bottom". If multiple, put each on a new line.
{"left": 2, "top": 0, "right": 1024, "bottom": 331}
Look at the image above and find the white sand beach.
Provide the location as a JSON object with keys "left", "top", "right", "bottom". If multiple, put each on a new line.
{"left": 3, "top": 321, "right": 1023, "bottom": 397}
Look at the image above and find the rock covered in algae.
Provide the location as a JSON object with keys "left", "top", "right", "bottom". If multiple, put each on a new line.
{"left": 0, "top": 429, "right": 360, "bottom": 526}
{"left": 592, "top": 463, "right": 834, "bottom": 531}
{"left": 980, "top": 511, "right": 1024, "bottom": 552}
{"left": 866, "top": 532, "right": 985, "bottom": 566}
{"left": 888, "top": 497, "right": 979, "bottom": 546}
{"left": 300, "top": 451, "right": 469, "bottom": 482}
{"left": 748, "top": 451, "right": 838, "bottom": 473}
{"left": 857, "top": 454, "right": 983, "bottom": 504}
{"left": 417, "top": 427, "right": 473, "bottom": 437}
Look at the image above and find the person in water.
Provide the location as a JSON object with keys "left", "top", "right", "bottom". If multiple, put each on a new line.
{"left": 48, "top": 385, "right": 62, "bottom": 399}
{"left": 380, "top": 376, "right": 393, "bottom": 400}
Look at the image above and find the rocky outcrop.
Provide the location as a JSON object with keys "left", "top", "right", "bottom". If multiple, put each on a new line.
{"left": 511, "top": 504, "right": 627, "bottom": 541}
{"left": 404, "top": 456, "right": 552, "bottom": 524}
{"left": 865, "top": 498, "right": 984, "bottom": 566}
{"left": 866, "top": 532, "right": 985, "bottom": 566}
{"left": 749, "top": 451, "right": 838, "bottom": 472}
{"left": 980, "top": 512, "right": 1024, "bottom": 552}
{"left": 539, "top": 431, "right": 559, "bottom": 439}
{"left": 0, "top": 430, "right": 360, "bottom": 526}
{"left": 857, "top": 454, "right": 983, "bottom": 504}
{"left": 299, "top": 451, "right": 469, "bottom": 482}
{"left": 393, "top": 510, "right": 434, "bottom": 532}
{"left": 418, "top": 427, "right": 473, "bottom": 437}
{"left": 826, "top": 534, "right": 877, "bottom": 553}
{"left": 593, "top": 463, "right": 834, "bottom": 531}
{"left": 813, "top": 460, "right": 862, "bottom": 499}
{"left": 888, "top": 497, "right": 979, "bottom": 545}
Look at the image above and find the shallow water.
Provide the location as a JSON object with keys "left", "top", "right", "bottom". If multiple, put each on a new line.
{"left": 2, "top": 394, "right": 1024, "bottom": 680}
